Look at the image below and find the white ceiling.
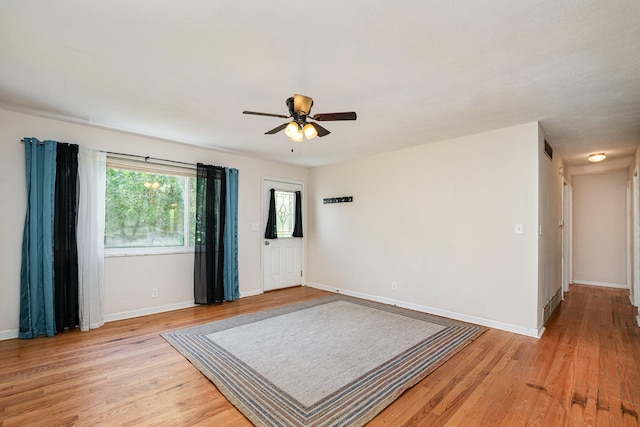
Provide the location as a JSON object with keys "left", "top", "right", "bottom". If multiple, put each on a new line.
{"left": 1, "top": 1, "right": 639, "bottom": 171}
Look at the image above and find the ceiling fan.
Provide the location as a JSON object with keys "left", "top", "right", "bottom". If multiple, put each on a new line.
{"left": 243, "top": 94, "right": 357, "bottom": 141}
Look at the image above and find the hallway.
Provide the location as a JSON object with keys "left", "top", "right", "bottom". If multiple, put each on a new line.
{"left": 370, "top": 283, "right": 640, "bottom": 426}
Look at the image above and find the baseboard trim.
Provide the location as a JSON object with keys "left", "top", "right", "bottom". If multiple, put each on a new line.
{"left": 106, "top": 289, "right": 266, "bottom": 323}
{"left": 537, "top": 325, "right": 546, "bottom": 338}
{"left": 1, "top": 291, "right": 262, "bottom": 341}
{"left": 306, "top": 282, "right": 541, "bottom": 338}
{"left": 0, "top": 329, "right": 19, "bottom": 341}
{"left": 105, "top": 301, "right": 196, "bottom": 323}
{"left": 572, "top": 280, "right": 628, "bottom": 289}
{"left": 240, "top": 288, "right": 263, "bottom": 298}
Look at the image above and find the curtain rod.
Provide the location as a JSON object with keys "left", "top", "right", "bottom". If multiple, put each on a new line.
{"left": 20, "top": 139, "right": 196, "bottom": 168}
{"left": 107, "top": 151, "right": 196, "bottom": 168}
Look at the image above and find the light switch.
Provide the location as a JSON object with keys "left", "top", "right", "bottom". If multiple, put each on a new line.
{"left": 515, "top": 223, "right": 524, "bottom": 235}
{"left": 251, "top": 223, "right": 260, "bottom": 231}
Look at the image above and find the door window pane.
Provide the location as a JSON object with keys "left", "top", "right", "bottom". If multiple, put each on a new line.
{"left": 275, "top": 190, "right": 295, "bottom": 238}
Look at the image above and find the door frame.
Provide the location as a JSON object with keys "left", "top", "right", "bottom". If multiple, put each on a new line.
{"left": 261, "top": 176, "right": 305, "bottom": 292}
{"left": 633, "top": 169, "right": 640, "bottom": 311}
{"left": 561, "top": 178, "right": 573, "bottom": 296}
{"left": 628, "top": 181, "right": 632, "bottom": 298}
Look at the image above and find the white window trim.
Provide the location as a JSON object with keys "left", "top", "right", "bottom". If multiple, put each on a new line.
{"left": 105, "top": 246, "right": 193, "bottom": 257}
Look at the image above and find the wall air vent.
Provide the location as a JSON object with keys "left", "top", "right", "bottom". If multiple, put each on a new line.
{"left": 544, "top": 139, "right": 553, "bottom": 160}
{"left": 542, "top": 289, "right": 562, "bottom": 324}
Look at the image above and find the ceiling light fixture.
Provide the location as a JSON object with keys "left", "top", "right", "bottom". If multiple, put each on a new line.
{"left": 303, "top": 123, "right": 318, "bottom": 140}
{"left": 291, "top": 127, "right": 303, "bottom": 142}
{"left": 284, "top": 122, "right": 300, "bottom": 138}
{"left": 588, "top": 153, "right": 606, "bottom": 162}
{"left": 283, "top": 121, "right": 318, "bottom": 142}
{"left": 243, "top": 94, "right": 357, "bottom": 142}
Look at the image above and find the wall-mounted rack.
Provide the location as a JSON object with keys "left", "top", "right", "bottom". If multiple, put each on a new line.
{"left": 323, "top": 196, "right": 353, "bottom": 204}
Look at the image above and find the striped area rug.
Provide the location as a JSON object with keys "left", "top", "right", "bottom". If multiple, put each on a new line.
{"left": 162, "top": 295, "right": 486, "bottom": 427}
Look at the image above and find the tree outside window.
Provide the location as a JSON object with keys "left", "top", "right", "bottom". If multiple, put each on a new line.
{"left": 105, "top": 168, "right": 195, "bottom": 248}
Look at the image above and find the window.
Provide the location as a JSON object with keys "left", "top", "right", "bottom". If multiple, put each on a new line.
{"left": 275, "top": 190, "right": 295, "bottom": 238}
{"left": 104, "top": 159, "right": 196, "bottom": 254}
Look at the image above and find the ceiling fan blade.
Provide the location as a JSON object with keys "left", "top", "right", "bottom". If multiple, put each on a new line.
{"left": 309, "top": 122, "right": 331, "bottom": 137}
{"left": 243, "top": 111, "right": 290, "bottom": 119}
{"left": 265, "top": 123, "right": 289, "bottom": 135}
{"left": 311, "top": 112, "right": 357, "bottom": 121}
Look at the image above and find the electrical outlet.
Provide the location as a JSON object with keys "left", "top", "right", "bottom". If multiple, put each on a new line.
{"left": 151, "top": 288, "right": 158, "bottom": 298}
{"left": 391, "top": 282, "right": 398, "bottom": 291}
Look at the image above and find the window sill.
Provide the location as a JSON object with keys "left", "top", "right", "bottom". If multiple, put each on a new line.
{"left": 105, "top": 246, "right": 194, "bottom": 258}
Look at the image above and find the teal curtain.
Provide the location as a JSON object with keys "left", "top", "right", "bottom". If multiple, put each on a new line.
{"left": 20, "top": 138, "right": 57, "bottom": 339}
{"left": 223, "top": 168, "right": 239, "bottom": 301}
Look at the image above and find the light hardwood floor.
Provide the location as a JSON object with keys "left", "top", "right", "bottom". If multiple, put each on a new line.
{"left": 0, "top": 284, "right": 638, "bottom": 426}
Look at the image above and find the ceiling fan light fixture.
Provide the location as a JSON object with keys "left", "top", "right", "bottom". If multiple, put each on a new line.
{"left": 293, "top": 94, "right": 313, "bottom": 115}
{"left": 284, "top": 122, "right": 300, "bottom": 138}
{"left": 243, "top": 94, "right": 357, "bottom": 141}
{"left": 588, "top": 152, "right": 606, "bottom": 162}
{"left": 303, "top": 123, "right": 318, "bottom": 140}
{"left": 291, "top": 128, "right": 303, "bottom": 142}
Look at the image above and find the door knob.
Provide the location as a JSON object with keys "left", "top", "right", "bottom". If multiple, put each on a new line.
{"left": 265, "top": 241, "right": 270, "bottom": 245}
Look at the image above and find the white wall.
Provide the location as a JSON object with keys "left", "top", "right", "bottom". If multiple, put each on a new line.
{"left": 0, "top": 108, "right": 307, "bottom": 339}
{"left": 572, "top": 170, "right": 628, "bottom": 288}
{"left": 537, "top": 126, "right": 563, "bottom": 328}
{"left": 306, "top": 123, "right": 541, "bottom": 336}
{"left": 1, "top": 110, "right": 562, "bottom": 339}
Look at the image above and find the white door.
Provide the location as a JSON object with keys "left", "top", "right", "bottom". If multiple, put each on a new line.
{"left": 262, "top": 178, "right": 303, "bottom": 291}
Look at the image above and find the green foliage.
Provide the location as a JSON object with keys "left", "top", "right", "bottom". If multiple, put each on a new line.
{"left": 105, "top": 168, "right": 188, "bottom": 248}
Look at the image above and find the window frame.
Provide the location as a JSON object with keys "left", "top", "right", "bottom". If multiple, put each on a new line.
{"left": 104, "top": 156, "right": 196, "bottom": 257}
